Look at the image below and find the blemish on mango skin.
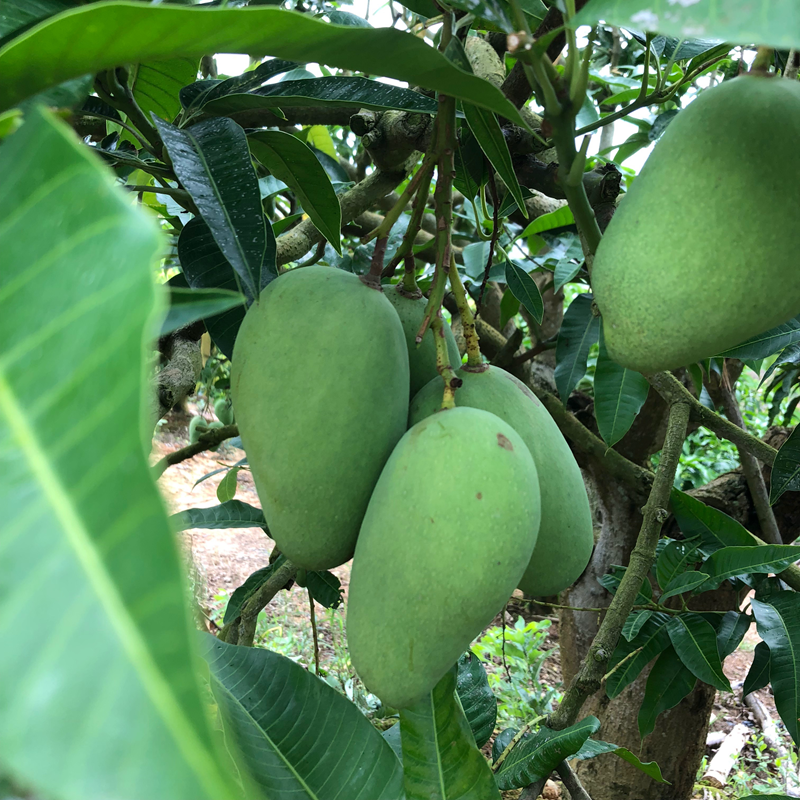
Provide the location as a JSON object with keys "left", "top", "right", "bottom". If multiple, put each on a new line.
{"left": 497, "top": 433, "right": 513, "bottom": 451}
{"left": 476, "top": 492, "right": 482, "bottom": 500}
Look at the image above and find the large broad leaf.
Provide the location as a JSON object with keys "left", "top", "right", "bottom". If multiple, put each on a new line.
{"left": 637, "top": 647, "right": 696, "bottom": 739}
{"left": 573, "top": 739, "right": 668, "bottom": 783}
{"left": 701, "top": 545, "right": 800, "bottom": 589}
{"left": 155, "top": 117, "right": 268, "bottom": 300}
{"left": 717, "top": 315, "right": 800, "bottom": 360}
{"left": 494, "top": 717, "right": 600, "bottom": 790}
{"left": 573, "top": 0, "right": 800, "bottom": 50}
{"left": 130, "top": 57, "right": 198, "bottom": 125}
{"left": 306, "top": 570, "right": 343, "bottom": 609}
{"left": 594, "top": 328, "right": 650, "bottom": 446}
{"left": 204, "top": 76, "right": 439, "bottom": 117}
{"left": 670, "top": 489, "right": 754, "bottom": 553}
{"left": 161, "top": 286, "right": 246, "bottom": 335}
{"left": 770, "top": 424, "right": 800, "bottom": 504}
{"left": 743, "top": 641, "right": 771, "bottom": 697}
{"left": 0, "top": 106, "right": 236, "bottom": 800}
{"left": 716, "top": 611, "right": 752, "bottom": 659}
{"left": 752, "top": 593, "right": 800, "bottom": 745}
{"left": 223, "top": 557, "right": 286, "bottom": 624}
{"left": 400, "top": 666, "right": 500, "bottom": 800}
{"left": 519, "top": 205, "right": 576, "bottom": 239}
{"left": 656, "top": 540, "right": 699, "bottom": 592}
{"left": 0, "top": 2, "right": 528, "bottom": 127}
{"left": 659, "top": 570, "right": 709, "bottom": 601}
{"left": 666, "top": 613, "right": 731, "bottom": 692}
{"left": 0, "top": 0, "right": 70, "bottom": 39}
{"left": 504, "top": 260, "right": 544, "bottom": 324}
{"left": 456, "top": 651, "right": 497, "bottom": 749}
{"left": 554, "top": 293, "right": 600, "bottom": 404}
{"left": 606, "top": 613, "right": 671, "bottom": 699}
{"left": 622, "top": 609, "right": 653, "bottom": 642}
{"left": 204, "top": 636, "right": 404, "bottom": 799}
{"left": 249, "top": 130, "right": 342, "bottom": 255}
{"left": 171, "top": 500, "right": 267, "bottom": 531}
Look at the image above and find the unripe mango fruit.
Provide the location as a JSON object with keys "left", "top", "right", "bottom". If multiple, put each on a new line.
{"left": 214, "top": 397, "right": 234, "bottom": 426}
{"left": 231, "top": 266, "right": 410, "bottom": 570}
{"left": 593, "top": 75, "right": 800, "bottom": 373}
{"left": 188, "top": 415, "right": 208, "bottom": 444}
{"left": 347, "top": 407, "right": 541, "bottom": 708}
{"left": 382, "top": 283, "right": 461, "bottom": 396}
{"left": 410, "top": 366, "right": 593, "bottom": 597}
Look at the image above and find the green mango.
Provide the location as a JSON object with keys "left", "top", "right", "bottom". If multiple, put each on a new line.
{"left": 347, "top": 407, "right": 540, "bottom": 708}
{"left": 232, "top": 266, "right": 409, "bottom": 570}
{"left": 214, "top": 397, "right": 235, "bottom": 426}
{"left": 382, "top": 283, "right": 461, "bottom": 397}
{"left": 593, "top": 75, "right": 800, "bottom": 373}
{"left": 188, "top": 414, "right": 208, "bottom": 444}
{"left": 410, "top": 366, "right": 593, "bottom": 597}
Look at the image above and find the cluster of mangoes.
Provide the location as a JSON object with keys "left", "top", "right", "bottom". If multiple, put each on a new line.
{"left": 231, "top": 265, "right": 593, "bottom": 709}
{"left": 594, "top": 74, "right": 800, "bottom": 373}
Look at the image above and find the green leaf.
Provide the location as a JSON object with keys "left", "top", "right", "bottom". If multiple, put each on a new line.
{"left": 519, "top": 205, "right": 575, "bottom": 238}
{"left": 717, "top": 315, "right": 800, "bottom": 360}
{"left": 554, "top": 293, "right": 600, "bottom": 404}
{"left": 216, "top": 465, "right": 240, "bottom": 502}
{"left": 161, "top": 286, "right": 246, "bottom": 335}
{"left": 701, "top": 545, "right": 800, "bottom": 588}
{"left": 594, "top": 328, "right": 650, "bottom": 445}
{"left": 622, "top": 609, "right": 653, "bottom": 642}
{"left": 494, "top": 717, "right": 600, "bottom": 790}
{"left": 666, "top": 613, "right": 731, "bottom": 692}
{"left": 599, "top": 564, "right": 652, "bottom": 604}
{"left": 456, "top": 651, "right": 497, "bottom": 749}
{"left": 130, "top": 57, "right": 198, "bottom": 125}
{"left": 0, "top": 106, "right": 236, "bottom": 800}
{"left": 553, "top": 256, "right": 583, "bottom": 292}
{"left": 382, "top": 723, "right": 403, "bottom": 759}
{"left": 223, "top": 557, "right": 285, "bottom": 624}
{"left": 573, "top": 739, "right": 669, "bottom": 783}
{"left": 606, "top": 613, "right": 671, "bottom": 699}
{"left": 0, "top": 0, "right": 70, "bottom": 39}
{"left": 204, "top": 76, "right": 439, "bottom": 117}
{"left": 504, "top": 261, "right": 544, "bottom": 324}
{"left": 400, "top": 666, "right": 500, "bottom": 800}
{"left": 156, "top": 116, "right": 268, "bottom": 300}
{"left": 499, "top": 286, "right": 521, "bottom": 328}
{"left": 716, "top": 611, "right": 752, "bottom": 659}
{"left": 171, "top": 500, "right": 267, "bottom": 531}
{"left": 770, "top": 424, "right": 800, "bottom": 504}
{"left": 743, "top": 641, "right": 771, "bottom": 697}
{"left": 205, "top": 635, "right": 404, "bottom": 799}
{"left": 656, "top": 540, "right": 699, "bottom": 592}
{"left": 637, "top": 647, "right": 697, "bottom": 739}
{"left": 573, "top": 0, "right": 800, "bottom": 51}
{"left": 752, "top": 593, "right": 800, "bottom": 744}
{"left": 740, "top": 795, "right": 797, "bottom": 799}
{"left": 670, "top": 489, "right": 755, "bottom": 553}
{"left": 660, "top": 571, "right": 709, "bottom": 601}
{"left": 453, "top": 128, "right": 488, "bottom": 201}
{"left": 306, "top": 570, "right": 343, "bottom": 609}
{"left": 0, "top": 3, "right": 528, "bottom": 127}
{"left": 463, "top": 103, "right": 527, "bottom": 218}
{"left": 249, "top": 130, "right": 342, "bottom": 255}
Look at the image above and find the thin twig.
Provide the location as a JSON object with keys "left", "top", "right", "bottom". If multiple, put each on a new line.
{"left": 309, "top": 589, "right": 320, "bottom": 674}
{"left": 556, "top": 760, "right": 593, "bottom": 800}
{"left": 152, "top": 424, "right": 239, "bottom": 478}
{"left": 476, "top": 168, "right": 501, "bottom": 315}
{"left": 235, "top": 561, "right": 298, "bottom": 647}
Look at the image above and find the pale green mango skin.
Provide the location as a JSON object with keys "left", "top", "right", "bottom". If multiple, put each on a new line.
{"left": 593, "top": 75, "right": 800, "bottom": 374}
{"left": 410, "top": 366, "right": 594, "bottom": 597}
{"left": 382, "top": 284, "right": 462, "bottom": 397}
{"left": 231, "top": 266, "right": 410, "bottom": 570}
{"left": 347, "top": 407, "right": 540, "bottom": 709}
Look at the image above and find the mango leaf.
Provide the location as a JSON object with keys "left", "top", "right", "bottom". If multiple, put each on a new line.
{"left": 519, "top": 205, "right": 575, "bottom": 238}
{"left": 306, "top": 570, "right": 343, "bottom": 609}
{"left": 400, "top": 666, "right": 501, "bottom": 800}
{"left": 740, "top": 795, "right": 796, "bottom": 799}
{"left": 599, "top": 564, "right": 652, "bottom": 604}
{"left": 453, "top": 127, "right": 488, "bottom": 201}
{"left": 656, "top": 540, "right": 699, "bottom": 592}
{"left": 130, "top": 57, "right": 198, "bottom": 125}
{"left": 0, "top": 2, "right": 528, "bottom": 127}
{"left": 382, "top": 723, "right": 403, "bottom": 759}
{"left": 204, "top": 76, "right": 439, "bottom": 117}
{"left": 716, "top": 611, "right": 752, "bottom": 659}
{"left": 717, "top": 315, "right": 800, "bottom": 360}
{"left": 701, "top": 545, "right": 800, "bottom": 589}
{"left": 205, "top": 636, "right": 404, "bottom": 799}
{"left": 216, "top": 465, "right": 240, "bottom": 502}
{"left": 0, "top": 106, "right": 236, "bottom": 800}
{"left": 666, "top": 613, "right": 731, "bottom": 692}
{"left": 670, "top": 489, "right": 755, "bottom": 553}
{"left": 770, "top": 424, "right": 800, "bottom": 504}
{"left": 622, "top": 609, "right": 653, "bottom": 642}
{"left": 594, "top": 328, "right": 650, "bottom": 445}
{"left": 553, "top": 256, "right": 584, "bottom": 292}
{"left": 456, "top": 651, "right": 497, "bottom": 749}
{"left": 573, "top": 739, "right": 669, "bottom": 783}
{"left": 156, "top": 117, "right": 268, "bottom": 300}
{"left": 161, "top": 286, "right": 246, "bottom": 335}
{"left": 743, "top": 641, "right": 771, "bottom": 697}
{"left": 171, "top": 500, "right": 267, "bottom": 531}
{"left": 637, "top": 647, "right": 696, "bottom": 739}
{"left": 249, "top": 130, "right": 342, "bottom": 255}
{"left": 494, "top": 717, "right": 600, "bottom": 790}
{"left": 555, "top": 293, "right": 600, "bottom": 404}
{"left": 504, "top": 261, "right": 543, "bottom": 324}
{"left": 463, "top": 102, "right": 527, "bottom": 218}
{"left": 607, "top": 613, "right": 671, "bottom": 699}
{"left": 752, "top": 593, "right": 800, "bottom": 744}
{"left": 660, "top": 571, "right": 709, "bottom": 601}
{"left": 0, "top": 0, "right": 70, "bottom": 39}
{"left": 223, "top": 557, "right": 286, "bottom": 624}
{"left": 573, "top": 0, "right": 800, "bottom": 51}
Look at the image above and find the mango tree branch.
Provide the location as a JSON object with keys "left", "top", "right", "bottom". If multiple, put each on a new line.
{"left": 556, "top": 761, "right": 592, "bottom": 800}
{"left": 547, "top": 398, "right": 691, "bottom": 731}
{"left": 152, "top": 424, "right": 239, "bottom": 478}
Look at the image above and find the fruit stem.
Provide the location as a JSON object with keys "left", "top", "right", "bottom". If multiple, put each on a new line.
{"left": 431, "top": 315, "right": 462, "bottom": 409}
{"left": 401, "top": 254, "right": 421, "bottom": 295}
{"left": 448, "top": 254, "right": 483, "bottom": 368}
{"left": 360, "top": 235, "right": 388, "bottom": 290}
{"left": 750, "top": 46, "right": 774, "bottom": 74}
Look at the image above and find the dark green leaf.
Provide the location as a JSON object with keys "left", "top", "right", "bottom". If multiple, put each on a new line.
{"left": 519, "top": 205, "right": 575, "bottom": 238}
{"left": 453, "top": 127, "right": 488, "bottom": 200}
{"left": 770, "top": 424, "right": 800, "bottom": 504}
{"left": 130, "top": 57, "right": 198, "bottom": 125}
{"left": 553, "top": 256, "right": 583, "bottom": 292}
{"left": 656, "top": 540, "right": 699, "bottom": 592}
{"left": 607, "top": 613, "right": 671, "bottom": 699}
{"left": 701, "top": 545, "right": 800, "bottom": 588}
{"left": 161, "top": 287, "right": 246, "bottom": 335}
{"left": 594, "top": 328, "right": 650, "bottom": 445}
{"left": 555, "top": 293, "right": 600, "bottom": 403}
{"left": 716, "top": 611, "right": 752, "bottom": 659}
{"left": 505, "top": 261, "right": 544, "bottom": 324}
{"left": 622, "top": 609, "right": 653, "bottom": 642}
{"left": 0, "top": 3, "right": 529, "bottom": 127}
{"left": 739, "top": 795, "right": 796, "bottom": 799}
{"left": 660, "top": 571, "right": 709, "bottom": 601}
{"left": 666, "top": 613, "right": 731, "bottom": 692}
{"left": 717, "top": 315, "right": 800, "bottom": 360}
{"left": 0, "top": 0, "right": 70, "bottom": 40}
{"left": 306, "top": 570, "right": 343, "bottom": 609}
{"left": 0, "top": 105, "right": 236, "bottom": 800}
{"left": 752, "top": 593, "right": 800, "bottom": 744}
{"left": 400, "top": 666, "right": 501, "bottom": 800}
{"left": 20, "top": 73, "right": 93, "bottom": 112}
{"left": 249, "top": 130, "right": 342, "bottom": 255}
{"left": 456, "top": 651, "right": 497, "bottom": 749}
{"left": 171, "top": 500, "right": 267, "bottom": 531}
{"left": 382, "top": 723, "right": 402, "bottom": 759}
{"left": 224, "top": 558, "right": 285, "bottom": 624}
{"left": 670, "top": 489, "right": 755, "bottom": 553}
{"left": 573, "top": 739, "right": 669, "bottom": 783}
{"left": 494, "top": 717, "right": 600, "bottom": 790}
{"left": 499, "top": 286, "right": 521, "bottom": 329}
{"left": 637, "top": 647, "right": 697, "bottom": 739}
{"left": 743, "top": 641, "right": 771, "bottom": 697}
{"left": 599, "top": 564, "right": 652, "bottom": 604}
{"left": 205, "top": 636, "right": 404, "bottom": 799}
